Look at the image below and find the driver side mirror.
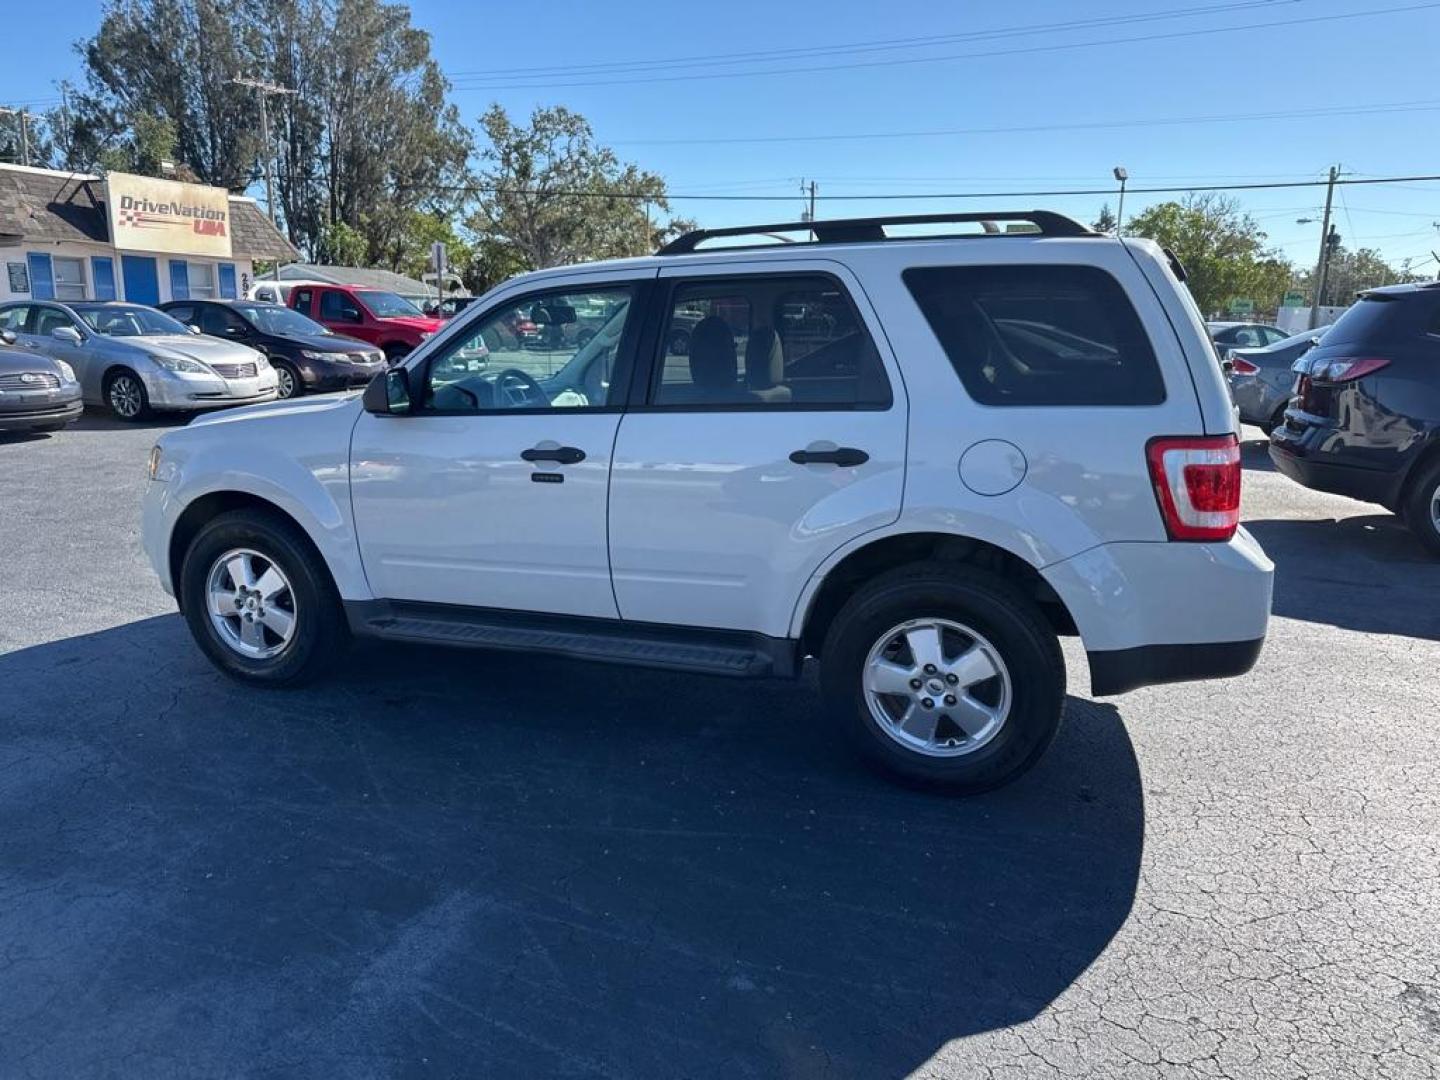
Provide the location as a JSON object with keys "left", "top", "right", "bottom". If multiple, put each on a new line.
{"left": 0, "top": 328, "right": 15, "bottom": 346}
{"left": 363, "top": 367, "right": 412, "bottom": 415}
{"left": 51, "top": 325, "right": 83, "bottom": 345}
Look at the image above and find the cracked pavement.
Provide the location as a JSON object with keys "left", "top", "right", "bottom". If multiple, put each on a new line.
{"left": 0, "top": 414, "right": 1436, "bottom": 1078}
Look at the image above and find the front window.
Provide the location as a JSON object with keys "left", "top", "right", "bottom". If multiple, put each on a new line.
{"left": 53, "top": 257, "right": 87, "bottom": 302}
{"left": 188, "top": 262, "right": 217, "bottom": 299}
{"left": 234, "top": 303, "right": 331, "bottom": 337}
{"left": 73, "top": 304, "right": 190, "bottom": 337}
{"left": 355, "top": 290, "right": 422, "bottom": 318}
{"left": 423, "top": 287, "right": 634, "bottom": 413}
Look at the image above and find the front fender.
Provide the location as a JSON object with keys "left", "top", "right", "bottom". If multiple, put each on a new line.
{"left": 146, "top": 399, "right": 372, "bottom": 601}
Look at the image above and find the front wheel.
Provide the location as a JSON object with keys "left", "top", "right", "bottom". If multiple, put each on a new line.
{"left": 179, "top": 509, "right": 349, "bottom": 685}
{"left": 272, "top": 360, "right": 302, "bottom": 399}
{"left": 105, "top": 369, "right": 151, "bottom": 421}
{"left": 820, "top": 563, "right": 1064, "bottom": 793}
{"left": 1403, "top": 457, "right": 1440, "bottom": 558}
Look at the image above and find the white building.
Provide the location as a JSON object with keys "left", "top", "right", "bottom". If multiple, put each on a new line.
{"left": 0, "top": 164, "right": 296, "bottom": 307}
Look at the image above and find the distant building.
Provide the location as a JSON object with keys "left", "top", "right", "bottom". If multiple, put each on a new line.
{"left": 0, "top": 163, "right": 296, "bottom": 306}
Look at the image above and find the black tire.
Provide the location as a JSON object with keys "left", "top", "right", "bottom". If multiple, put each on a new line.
{"left": 272, "top": 359, "right": 303, "bottom": 400}
{"left": 104, "top": 368, "right": 151, "bottom": 421}
{"left": 1402, "top": 457, "right": 1440, "bottom": 558}
{"left": 383, "top": 343, "right": 411, "bottom": 365}
{"left": 179, "top": 509, "right": 349, "bottom": 686}
{"left": 820, "top": 563, "right": 1065, "bottom": 793}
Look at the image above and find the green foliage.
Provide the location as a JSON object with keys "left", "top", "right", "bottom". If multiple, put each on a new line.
{"left": 0, "top": 108, "right": 55, "bottom": 167}
{"left": 317, "top": 219, "right": 369, "bottom": 267}
{"left": 466, "top": 104, "right": 687, "bottom": 272}
{"left": 1295, "top": 244, "right": 1425, "bottom": 306}
{"left": 1125, "top": 193, "right": 1293, "bottom": 316}
{"left": 1091, "top": 203, "right": 1117, "bottom": 234}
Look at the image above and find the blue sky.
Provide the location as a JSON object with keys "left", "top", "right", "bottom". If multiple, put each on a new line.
{"left": 5, "top": 0, "right": 1440, "bottom": 273}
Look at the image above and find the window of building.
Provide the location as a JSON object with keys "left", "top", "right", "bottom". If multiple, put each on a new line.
{"left": 903, "top": 264, "right": 1166, "bottom": 407}
{"left": 52, "top": 257, "right": 87, "bottom": 302}
{"left": 652, "top": 275, "right": 891, "bottom": 408}
{"left": 188, "top": 262, "right": 217, "bottom": 299}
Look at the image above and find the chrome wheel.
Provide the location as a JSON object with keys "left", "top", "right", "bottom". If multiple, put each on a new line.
{"left": 862, "top": 618, "right": 1012, "bottom": 758}
{"left": 274, "top": 364, "right": 297, "bottom": 399}
{"left": 1430, "top": 483, "right": 1440, "bottom": 534}
{"left": 109, "top": 374, "right": 143, "bottom": 418}
{"left": 205, "top": 548, "right": 297, "bottom": 660}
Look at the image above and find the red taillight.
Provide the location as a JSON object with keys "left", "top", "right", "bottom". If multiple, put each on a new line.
{"left": 1229, "top": 356, "right": 1260, "bottom": 376}
{"left": 1146, "top": 435, "right": 1242, "bottom": 542}
{"left": 1311, "top": 356, "right": 1390, "bottom": 383}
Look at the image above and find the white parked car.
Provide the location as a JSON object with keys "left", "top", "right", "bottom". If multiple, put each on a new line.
{"left": 141, "top": 212, "right": 1273, "bottom": 791}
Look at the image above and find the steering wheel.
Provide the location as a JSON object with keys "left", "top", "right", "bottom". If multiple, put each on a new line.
{"left": 493, "top": 368, "right": 548, "bottom": 408}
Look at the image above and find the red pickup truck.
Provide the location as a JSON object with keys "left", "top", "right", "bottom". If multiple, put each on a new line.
{"left": 288, "top": 284, "right": 443, "bottom": 362}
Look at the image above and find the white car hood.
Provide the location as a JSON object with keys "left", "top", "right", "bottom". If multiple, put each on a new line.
{"left": 140, "top": 334, "right": 261, "bottom": 365}
{"left": 185, "top": 389, "right": 364, "bottom": 429}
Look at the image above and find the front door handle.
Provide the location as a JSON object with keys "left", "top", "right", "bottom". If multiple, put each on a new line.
{"left": 789, "top": 446, "right": 869, "bottom": 467}
{"left": 522, "top": 444, "right": 586, "bottom": 465}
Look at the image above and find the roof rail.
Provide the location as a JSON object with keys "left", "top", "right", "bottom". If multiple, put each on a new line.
{"left": 657, "top": 211, "right": 1093, "bottom": 255}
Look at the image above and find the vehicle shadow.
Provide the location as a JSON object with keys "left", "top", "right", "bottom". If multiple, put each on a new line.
{"left": 1240, "top": 435, "right": 1277, "bottom": 472}
{"left": 0, "top": 615, "right": 1144, "bottom": 1079}
{"left": 71, "top": 407, "right": 191, "bottom": 432}
{"left": 1247, "top": 514, "right": 1440, "bottom": 640}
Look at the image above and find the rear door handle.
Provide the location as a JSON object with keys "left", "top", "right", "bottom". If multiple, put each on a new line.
{"left": 522, "top": 444, "right": 586, "bottom": 465}
{"left": 789, "top": 446, "right": 869, "bottom": 467}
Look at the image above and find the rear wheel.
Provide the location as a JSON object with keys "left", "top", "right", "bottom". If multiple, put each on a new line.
{"left": 179, "top": 509, "right": 348, "bottom": 685}
{"left": 1258, "top": 404, "right": 1287, "bottom": 437}
{"left": 1403, "top": 457, "right": 1440, "bottom": 558}
{"left": 105, "top": 369, "right": 150, "bottom": 421}
{"left": 820, "top": 563, "right": 1064, "bottom": 793}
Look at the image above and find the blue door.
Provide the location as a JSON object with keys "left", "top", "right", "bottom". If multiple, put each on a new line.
{"left": 121, "top": 255, "right": 159, "bottom": 305}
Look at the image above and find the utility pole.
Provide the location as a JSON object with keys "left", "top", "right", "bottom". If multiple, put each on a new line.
{"left": 1308, "top": 164, "right": 1339, "bottom": 330}
{"left": 231, "top": 77, "right": 298, "bottom": 283}
{"left": 1113, "top": 166, "right": 1128, "bottom": 236}
{"left": 0, "top": 107, "right": 32, "bottom": 167}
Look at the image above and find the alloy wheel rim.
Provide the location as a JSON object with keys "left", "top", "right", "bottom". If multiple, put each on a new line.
{"left": 276, "top": 366, "right": 296, "bottom": 398}
{"left": 110, "top": 376, "right": 141, "bottom": 418}
{"left": 862, "top": 617, "right": 1012, "bottom": 758}
{"left": 1430, "top": 484, "right": 1440, "bottom": 533}
{"left": 205, "top": 547, "right": 298, "bottom": 660}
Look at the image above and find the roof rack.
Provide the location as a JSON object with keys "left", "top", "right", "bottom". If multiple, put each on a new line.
{"left": 657, "top": 211, "right": 1093, "bottom": 255}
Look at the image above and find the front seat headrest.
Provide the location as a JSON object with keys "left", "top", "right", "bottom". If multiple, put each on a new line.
{"left": 688, "top": 317, "right": 737, "bottom": 391}
{"left": 745, "top": 327, "right": 784, "bottom": 389}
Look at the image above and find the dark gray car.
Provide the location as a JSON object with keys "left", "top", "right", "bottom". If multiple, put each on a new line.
{"left": 1226, "top": 330, "right": 1321, "bottom": 433}
{"left": 0, "top": 327, "right": 84, "bottom": 434}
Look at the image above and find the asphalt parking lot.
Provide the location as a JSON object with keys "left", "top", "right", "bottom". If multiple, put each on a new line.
{"left": 1, "top": 409, "right": 1437, "bottom": 1079}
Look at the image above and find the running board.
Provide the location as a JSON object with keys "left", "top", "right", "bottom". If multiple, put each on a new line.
{"left": 344, "top": 601, "right": 798, "bottom": 678}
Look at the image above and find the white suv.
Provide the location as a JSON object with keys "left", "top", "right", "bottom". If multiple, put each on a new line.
{"left": 141, "top": 212, "right": 1273, "bottom": 792}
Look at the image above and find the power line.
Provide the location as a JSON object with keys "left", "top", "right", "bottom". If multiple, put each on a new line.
{"left": 277, "top": 171, "right": 1440, "bottom": 203}
{"left": 611, "top": 98, "right": 1440, "bottom": 147}
{"left": 446, "top": 0, "right": 1298, "bottom": 79}
{"left": 447, "top": 2, "right": 1439, "bottom": 89}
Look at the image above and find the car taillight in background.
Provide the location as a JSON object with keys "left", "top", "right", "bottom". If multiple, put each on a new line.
{"left": 1229, "top": 356, "right": 1260, "bottom": 376}
{"left": 1146, "top": 435, "right": 1242, "bottom": 542}
{"left": 1308, "top": 356, "right": 1391, "bottom": 383}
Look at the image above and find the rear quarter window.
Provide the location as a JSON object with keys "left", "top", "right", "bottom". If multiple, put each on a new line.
{"left": 903, "top": 264, "right": 1166, "bottom": 406}
{"left": 1321, "top": 294, "right": 1412, "bottom": 347}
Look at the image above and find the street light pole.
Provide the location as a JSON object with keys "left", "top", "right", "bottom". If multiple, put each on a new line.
{"left": 232, "top": 77, "right": 298, "bottom": 284}
{"left": 1113, "top": 166, "right": 1128, "bottom": 236}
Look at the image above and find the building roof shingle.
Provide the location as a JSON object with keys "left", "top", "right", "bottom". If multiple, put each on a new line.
{"left": 278, "top": 263, "right": 432, "bottom": 296}
{"left": 0, "top": 165, "right": 299, "bottom": 262}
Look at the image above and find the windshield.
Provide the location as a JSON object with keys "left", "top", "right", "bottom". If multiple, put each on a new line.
{"left": 73, "top": 304, "right": 190, "bottom": 337}
{"left": 356, "top": 290, "right": 423, "bottom": 318}
{"left": 234, "top": 303, "right": 332, "bottom": 337}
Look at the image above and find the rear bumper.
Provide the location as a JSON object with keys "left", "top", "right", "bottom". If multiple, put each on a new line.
{"left": 1088, "top": 638, "right": 1264, "bottom": 696}
{"left": 1042, "top": 530, "right": 1273, "bottom": 694}
{"left": 1268, "top": 440, "right": 1402, "bottom": 510}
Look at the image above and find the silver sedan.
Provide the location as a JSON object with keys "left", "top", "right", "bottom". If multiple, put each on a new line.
{"left": 0, "top": 300, "right": 278, "bottom": 420}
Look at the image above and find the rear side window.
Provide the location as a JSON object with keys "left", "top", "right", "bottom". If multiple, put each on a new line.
{"left": 903, "top": 264, "right": 1166, "bottom": 406}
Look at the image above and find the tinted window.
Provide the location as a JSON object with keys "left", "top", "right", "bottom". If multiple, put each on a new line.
{"left": 292, "top": 288, "right": 313, "bottom": 314}
{"left": 33, "top": 307, "right": 77, "bottom": 336}
{"left": 198, "top": 305, "right": 244, "bottom": 336}
{"left": 166, "top": 304, "right": 195, "bottom": 326}
{"left": 423, "top": 286, "right": 634, "bottom": 413}
{"left": 653, "top": 275, "right": 891, "bottom": 408}
{"left": 0, "top": 305, "right": 32, "bottom": 332}
{"left": 904, "top": 264, "right": 1165, "bottom": 406}
{"left": 320, "top": 290, "right": 361, "bottom": 322}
